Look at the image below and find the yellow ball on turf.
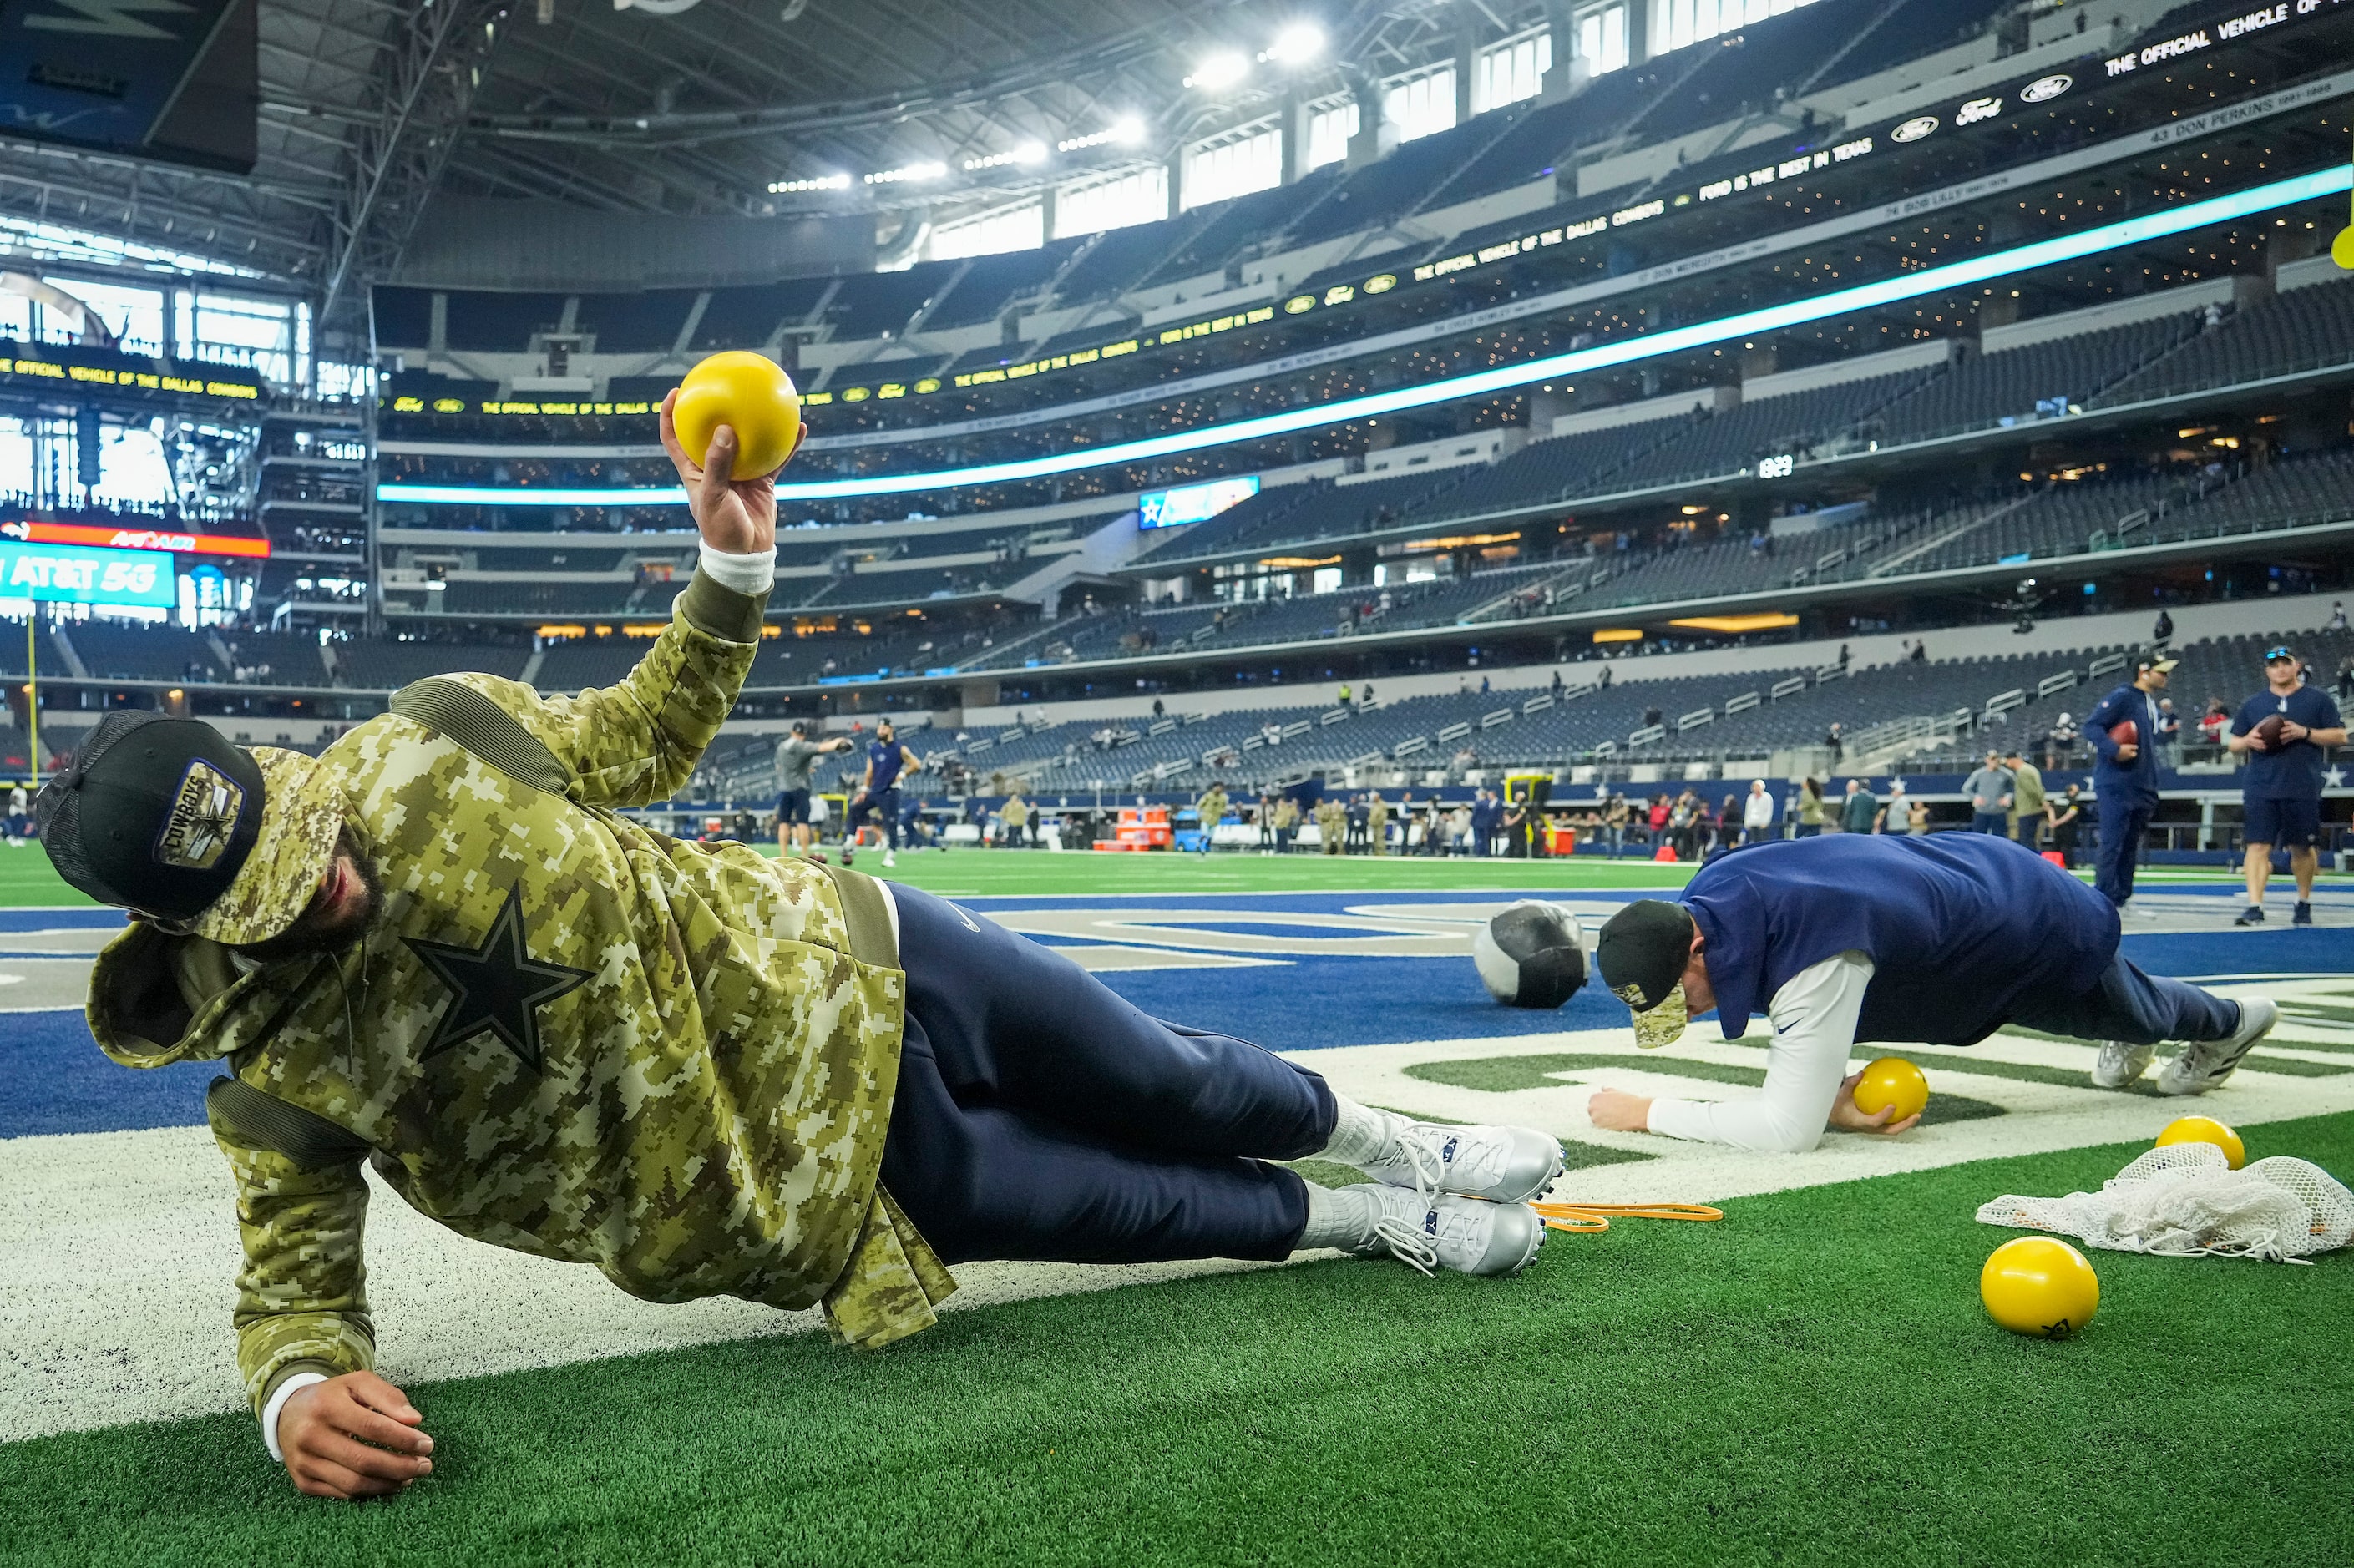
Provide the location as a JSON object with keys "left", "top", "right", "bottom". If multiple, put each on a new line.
{"left": 2154, "top": 1115, "right": 2245, "bottom": 1170}
{"left": 673, "top": 351, "right": 802, "bottom": 478}
{"left": 1980, "top": 1237, "right": 2099, "bottom": 1338}
{"left": 1852, "top": 1056, "right": 1928, "bottom": 1122}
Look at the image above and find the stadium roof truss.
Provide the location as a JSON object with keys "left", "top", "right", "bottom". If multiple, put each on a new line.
{"left": 0, "top": 0, "right": 1514, "bottom": 339}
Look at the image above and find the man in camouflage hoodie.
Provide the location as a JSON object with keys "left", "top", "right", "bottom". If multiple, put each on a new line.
{"left": 47, "top": 398, "right": 1566, "bottom": 1502}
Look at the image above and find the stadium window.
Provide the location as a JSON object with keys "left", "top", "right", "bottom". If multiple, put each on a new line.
{"left": 1304, "top": 94, "right": 1359, "bottom": 171}
{"left": 1056, "top": 165, "right": 1169, "bottom": 237}
{"left": 1184, "top": 119, "right": 1282, "bottom": 210}
{"left": 1473, "top": 28, "right": 1552, "bottom": 113}
{"left": 1382, "top": 65, "right": 1457, "bottom": 144}
{"left": 929, "top": 200, "right": 1045, "bottom": 260}
{"left": 1578, "top": 4, "right": 1630, "bottom": 74}
{"left": 1656, "top": 0, "right": 1813, "bottom": 55}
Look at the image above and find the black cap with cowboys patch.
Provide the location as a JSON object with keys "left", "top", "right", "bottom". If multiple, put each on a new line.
{"left": 34, "top": 711, "right": 264, "bottom": 923}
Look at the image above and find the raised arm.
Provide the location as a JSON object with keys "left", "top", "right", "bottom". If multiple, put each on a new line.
{"left": 390, "top": 395, "right": 781, "bottom": 809}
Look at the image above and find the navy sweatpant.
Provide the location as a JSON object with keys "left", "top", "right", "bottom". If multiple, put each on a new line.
{"left": 2093, "top": 793, "right": 2153, "bottom": 906}
{"left": 2006, "top": 951, "right": 2242, "bottom": 1046}
{"left": 878, "top": 885, "right": 1333, "bottom": 1266}
{"left": 848, "top": 786, "right": 902, "bottom": 849}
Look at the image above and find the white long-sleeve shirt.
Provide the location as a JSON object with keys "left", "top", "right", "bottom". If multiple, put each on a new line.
{"left": 1644, "top": 951, "right": 1876, "bottom": 1153}
{"left": 1741, "top": 792, "right": 1775, "bottom": 829}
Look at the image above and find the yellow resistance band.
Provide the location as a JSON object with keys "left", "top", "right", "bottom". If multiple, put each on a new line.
{"left": 1531, "top": 1201, "right": 1725, "bottom": 1234}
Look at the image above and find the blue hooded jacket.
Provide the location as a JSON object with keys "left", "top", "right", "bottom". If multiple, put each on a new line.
{"left": 1683, "top": 833, "right": 2119, "bottom": 1046}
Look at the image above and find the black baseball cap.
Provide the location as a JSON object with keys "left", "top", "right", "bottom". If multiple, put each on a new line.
{"left": 35, "top": 711, "right": 264, "bottom": 923}
{"left": 1596, "top": 899, "right": 1697, "bottom": 1049}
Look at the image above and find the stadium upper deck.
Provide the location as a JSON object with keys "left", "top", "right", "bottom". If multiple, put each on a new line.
{"left": 374, "top": 0, "right": 2354, "bottom": 523}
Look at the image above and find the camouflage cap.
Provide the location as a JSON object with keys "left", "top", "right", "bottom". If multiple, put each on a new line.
{"left": 180, "top": 746, "right": 349, "bottom": 945}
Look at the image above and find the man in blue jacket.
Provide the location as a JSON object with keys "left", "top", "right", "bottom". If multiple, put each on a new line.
{"left": 1584, "top": 833, "right": 2276, "bottom": 1151}
{"left": 2082, "top": 652, "right": 2174, "bottom": 915}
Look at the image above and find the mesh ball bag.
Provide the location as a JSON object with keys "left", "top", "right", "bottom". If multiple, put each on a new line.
{"left": 1977, "top": 1143, "right": 2354, "bottom": 1263}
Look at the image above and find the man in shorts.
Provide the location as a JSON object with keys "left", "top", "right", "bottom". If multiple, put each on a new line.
{"left": 2229, "top": 644, "right": 2346, "bottom": 926}
{"left": 774, "top": 719, "right": 851, "bottom": 857}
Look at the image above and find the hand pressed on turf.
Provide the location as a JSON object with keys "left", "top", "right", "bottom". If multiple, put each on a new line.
{"left": 1587, "top": 1087, "right": 1652, "bottom": 1132}
{"left": 279, "top": 1371, "right": 434, "bottom": 1500}
{"left": 1828, "top": 1070, "right": 1921, "bottom": 1136}
{"left": 659, "top": 387, "right": 783, "bottom": 556}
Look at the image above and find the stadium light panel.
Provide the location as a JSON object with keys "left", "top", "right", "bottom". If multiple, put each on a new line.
{"left": 1263, "top": 25, "right": 1324, "bottom": 64}
{"left": 1185, "top": 52, "right": 1251, "bottom": 90}
{"left": 379, "top": 164, "right": 2354, "bottom": 509}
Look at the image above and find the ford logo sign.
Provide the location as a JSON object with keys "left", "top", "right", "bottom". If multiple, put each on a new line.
{"left": 1891, "top": 114, "right": 1938, "bottom": 143}
{"left": 2020, "top": 73, "right": 2073, "bottom": 103}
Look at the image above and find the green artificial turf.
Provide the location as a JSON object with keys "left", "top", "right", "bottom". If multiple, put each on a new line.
{"left": 0, "top": 848, "right": 78, "bottom": 908}
{"left": 8, "top": 1115, "right": 2350, "bottom": 1566}
{"left": 0, "top": 839, "right": 1696, "bottom": 912}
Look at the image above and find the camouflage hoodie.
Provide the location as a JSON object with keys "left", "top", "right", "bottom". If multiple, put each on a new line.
{"left": 87, "top": 572, "right": 950, "bottom": 1420}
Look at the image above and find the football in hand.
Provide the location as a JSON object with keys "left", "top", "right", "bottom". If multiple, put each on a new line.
{"left": 2250, "top": 712, "right": 2289, "bottom": 751}
{"left": 2108, "top": 718, "right": 2139, "bottom": 749}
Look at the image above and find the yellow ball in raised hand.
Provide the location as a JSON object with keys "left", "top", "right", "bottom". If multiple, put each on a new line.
{"left": 1852, "top": 1056, "right": 1928, "bottom": 1122}
{"left": 673, "top": 351, "right": 802, "bottom": 478}
{"left": 2154, "top": 1115, "right": 2245, "bottom": 1170}
{"left": 1980, "top": 1237, "right": 2099, "bottom": 1338}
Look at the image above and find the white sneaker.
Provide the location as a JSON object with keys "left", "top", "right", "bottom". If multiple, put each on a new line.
{"left": 883, "top": 850, "right": 896, "bottom": 867}
{"left": 1349, "top": 1184, "right": 1545, "bottom": 1278}
{"left": 2116, "top": 898, "right": 2161, "bottom": 921}
{"left": 2156, "top": 998, "right": 2278, "bottom": 1096}
{"left": 2091, "top": 1040, "right": 2155, "bottom": 1090}
{"left": 1357, "top": 1122, "right": 1563, "bottom": 1206}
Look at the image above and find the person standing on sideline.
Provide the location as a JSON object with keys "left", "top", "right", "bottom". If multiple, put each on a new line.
{"left": 1906, "top": 794, "right": 1931, "bottom": 835}
{"left": 1838, "top": 777, "right": 1877, "bottom": 836}
{"left": 1582, "top": 836, "right": 2280, "bottom": 1153}
{"left": 1741, "top": 779, "right": 1775, "bottom": 846}
{"left": 1962, "top": 751, "right": 2013, "bottom": 834}
{"left": 845, "top": 717, "right": 922, "bottom": 869}
{"left": 1366, "top": 791, "right": 1390, "bottom": 856}
{"left": 1873, "top": 779, "right": 1909, "bottom": 835}
{"left": 774, "top": 720, "right": 853, "bottom": 859}
{"left": 1000, "top": 791, "right": 1030, "bottom": 848}
{"left": 1471, "top": 789, "right": 1503, "bottom": 857}
{"left": 1273, "top": 794, "right": 1299, "bottom": 853}
{"left": 2006, "top": 747, "right": 2046, "bottom": 850}
{"left": 1795, "top": 777, "right": 1825, "bottom": 837}
{"left": 2229, "top": 644, "right": 2346, "bottom": 926}
{"left": 4, "top": 780, "right": 27, "bottom": 845}
{"left": 2046, "top": 783, "right": 2085, "bottom": 867}
{"left": 2084, "top": 653, "right": 2175, "bottom": 917}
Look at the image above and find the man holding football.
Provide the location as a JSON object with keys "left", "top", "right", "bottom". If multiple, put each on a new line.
{"left": 2229, "top": 643, "right": 2346, "bottom": 926}
{"left": 2083, "top": 653, "right": 2174, "bottom": 916}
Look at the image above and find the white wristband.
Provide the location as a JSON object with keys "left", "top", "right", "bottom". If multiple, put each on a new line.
{"left": 261, "top": 1370, "right": 329, "bottom": 1462}
{"left": 698, "top": 540, "right": 777, "bottom": 594}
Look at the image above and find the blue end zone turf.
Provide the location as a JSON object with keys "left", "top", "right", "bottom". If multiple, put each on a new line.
{"left": 5, "top": 885, "right": 2336, "bottom": 1140}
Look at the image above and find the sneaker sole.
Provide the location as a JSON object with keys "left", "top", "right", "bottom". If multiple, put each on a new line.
{"left": 2156, "top": 999, "right": 2278, "bottom": 1095}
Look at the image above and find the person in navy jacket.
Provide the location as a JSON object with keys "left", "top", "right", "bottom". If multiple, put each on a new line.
{"left": 2082, "top": 652, "right": 2175, "bottom": 915}
{"left": 1584, "top": 833, "right": 2276, "bottom": 1152}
